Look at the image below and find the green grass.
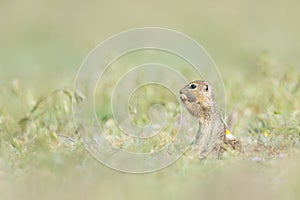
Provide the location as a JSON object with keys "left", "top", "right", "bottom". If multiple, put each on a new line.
{"left": 1, "top": 0, "right": 300, "bottom": 199}
{"left": 1, "top": 51, "right": 299, "bottom": 200}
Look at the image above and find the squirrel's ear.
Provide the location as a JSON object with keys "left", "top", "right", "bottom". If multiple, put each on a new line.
{"left": 205, "top": 84, "right": 209, "bottom": 91}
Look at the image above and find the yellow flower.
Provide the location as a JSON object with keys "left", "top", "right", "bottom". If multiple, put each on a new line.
{"left": 225, "top": 129, "right": 235, "bottom": 140}
{"left": 226, "top": 129, "right": 231, "bottom": 135}
{"left": 264, "top": 131, "right": 269, "bottom": 137}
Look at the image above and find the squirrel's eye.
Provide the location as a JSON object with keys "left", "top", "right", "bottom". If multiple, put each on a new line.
{"left": 205, "top": 84, "right": 209, "bottom": 91}
{"left": 189, "top": 84, "right": 197, "bottom": 89}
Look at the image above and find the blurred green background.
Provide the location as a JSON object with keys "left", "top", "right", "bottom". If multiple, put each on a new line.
{"left": 1, "top": 0, "right": 299, "bottom": 88}
{"left": 1, "top": 0, "right": 300, "bottom": 200}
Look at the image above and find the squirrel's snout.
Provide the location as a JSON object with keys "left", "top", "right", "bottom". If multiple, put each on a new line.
{"left": 179, "top": 89, "right": 188, "bottom": 102}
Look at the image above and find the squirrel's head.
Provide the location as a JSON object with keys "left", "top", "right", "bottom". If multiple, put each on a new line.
{"left": 179, "top": 80, "right": 215, "bottom": 117}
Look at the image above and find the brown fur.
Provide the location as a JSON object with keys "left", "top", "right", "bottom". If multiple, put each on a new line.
{"left": 180, "top": 80, "right": 240, "bottom": 158}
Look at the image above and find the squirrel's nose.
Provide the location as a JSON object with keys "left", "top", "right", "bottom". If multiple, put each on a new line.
{"left": 179, "top": 89, "right": 183, "bottom": 94}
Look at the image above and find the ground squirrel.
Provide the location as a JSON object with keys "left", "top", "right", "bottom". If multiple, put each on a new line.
{"left": 179, "top": 80, "right": 240, "bottom": 158}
